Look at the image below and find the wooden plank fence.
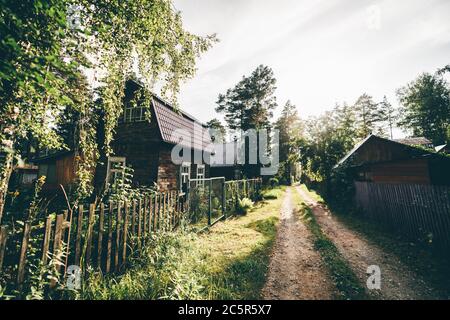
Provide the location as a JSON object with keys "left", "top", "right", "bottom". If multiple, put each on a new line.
{"left": 354, "top": 181, "right": 450, "bottom": 248}
{"left": 0, "top": 178, "right": 262, "bottom": 294}
{"left": 0, "top": 190, "right": 188, "bottom": 292}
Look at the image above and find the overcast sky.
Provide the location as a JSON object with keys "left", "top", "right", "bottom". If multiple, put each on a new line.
{"left": 172, "top": 0, "right": 450, "bottom": 138}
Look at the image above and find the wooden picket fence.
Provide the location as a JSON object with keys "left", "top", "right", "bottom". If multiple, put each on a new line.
{"left": 354, "top": 182, "right": 450, "bottom": 249}
{"left": 0, "top": 190, "right": 187, "bottom": 292}
{"left": 0, "top": 177, "right": 263, "bottom": 295}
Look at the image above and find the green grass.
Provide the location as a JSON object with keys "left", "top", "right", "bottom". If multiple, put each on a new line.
{"left": 292, "top": 189, "right": 367, "bottom": 300}
{"left": 78, "top": 187, "right": 285, "bottom": 300}
{"left": 301, "top": 184, "right": 450, "bottom": 299}
{"left": 261, "top": 186, "right": 285, "bottom": 200}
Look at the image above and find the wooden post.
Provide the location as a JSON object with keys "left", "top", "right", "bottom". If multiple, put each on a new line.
{"left": 106, "top": 202, "right": 113, "bottom": 273}
{"left": 0, "top": 226, "right": 8, "bottom": 272}
{"left": 74, "top": 205, "right": 84, "bottom": 265}
{"left": 166, "top": 192, "right": 171, "bottom": 229}
{"left": 50, "top": 213, "right": 64, "bottom": 287}
{"left": 97, "top": 203, "right": 105, "bottom": 269}
{"left": 85, "top": 203, "right": 95, "bottom": 266}
{"left": 41, "top": 216, "right": 53, "bottom": 265}
{"left": 143, "top": 197, "right": 148, "bottom": 237}
{"left": 114, "top": 202, "right": 122, "bottom": 272}
{"left": 137, "top": 198, "right": 142, "bottom": 248}
{"left": 208, "top": 180, "right": 212, "bottom": 226}
{"left": 163, "top": 192, "right": 167, "bottom": 230}
{"left": 149, "top": 195, "right": 153, "bottom": 232}
{"left": 122, "top": 201, "right": 129, "bottom": 266}
{"left": 222, "top": 179, "right": 226, "bottom": 218}
{"left": 17, "top": 221, "right": 32, "bottom": 286}
{"left": 154, "top": 194, "right": 158, "bottom": 231}
{"left": 64, "top": 208, "right": 73, "bottom": 272}
{"left": 131, "top": 200, "right": 136, "bottom": 236}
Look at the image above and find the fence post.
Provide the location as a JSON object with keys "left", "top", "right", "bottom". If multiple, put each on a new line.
{"left": 0, "top": 226, "right": 8, "bottom": 271}
{"left": 222, "top": 179, "right": 226, "bottom": 218}
{"left": 41, "top": 216, "right": 53, "bottom": 265}
{"left": 50, "top": 213, "right": 64, "bottom": 288}
{"left": 17, "top": 221, "right": 32, "bottom": 286}
{"left": 114, "top": 202, "right": 122, "bottom": 272}
{"left": 97, "top": 203, "right": 105, "bottom": 269}
{"left": 122, "top": 201, "right": 129, "bottom": 268}
{"left": 106, "top": 202, "right": 113, "bottom": 273}
{"left": 74, "top": 205, "right": 84, "bottom": 265}
{"left": 208, "top": 179, "right": 212, "bottom": 226}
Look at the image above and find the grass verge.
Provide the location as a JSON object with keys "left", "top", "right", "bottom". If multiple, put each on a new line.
{"left": 301, "top": 184, "right": 450, "bottom": 299}
{"left": 292, "top": 189, "right": 367, "bottom": 300}
{"left": 78, "top": 187, "right": 285, "bottom": 300}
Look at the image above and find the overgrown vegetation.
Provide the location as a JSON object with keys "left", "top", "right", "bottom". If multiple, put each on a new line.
{"left": 76, "top": 188, "right": 284, "bottom": 300}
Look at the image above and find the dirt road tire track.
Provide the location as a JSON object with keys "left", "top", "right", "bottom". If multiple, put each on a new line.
{"left": 295, "top": 186, "right": 443, "bottom": 300}
{"left": 262, "top": 188, "right": 337, "bottom": 300}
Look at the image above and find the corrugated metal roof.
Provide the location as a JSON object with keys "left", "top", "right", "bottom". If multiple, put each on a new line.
{"left": 152, "top": 96, "right": 213, "bottom": 152}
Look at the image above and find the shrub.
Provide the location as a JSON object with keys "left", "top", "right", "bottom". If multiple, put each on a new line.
{"left": 237, "top": 198, "right": 254, "bottom": 215}
{"left": 268, "top": 177, "right": 279, "bottom": 187}
{"left": 262, "top": 189, "right": 281, "bottom": 200}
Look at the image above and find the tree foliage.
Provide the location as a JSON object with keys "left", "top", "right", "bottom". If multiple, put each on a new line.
{"left": 216, "top": 65, "right": 277, "bottom": 131}
{"left": 0, "top": 0, "right": 216, "bottom": 216}
{"left": 397, "top": 71, "right": 450, "bottom": 145}
{"left": 274, "top": 100, "right": 302, "bottom": 184}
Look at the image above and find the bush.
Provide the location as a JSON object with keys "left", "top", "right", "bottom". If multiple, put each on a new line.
{"left": 262, "top": 189, "right": 281, "bottom": 200}
{"left": 268, "top": 177, "right": 279, "bottom": 187}
{"left": 237, "top": 198, "right": 254, "bottom": 215}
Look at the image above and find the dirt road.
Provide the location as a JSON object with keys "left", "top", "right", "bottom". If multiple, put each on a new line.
{"left": 262, "top": 188, "right": 337, "bottom": 300}
{"left": 295, "top": 186, "right": 442, "bottom": 300}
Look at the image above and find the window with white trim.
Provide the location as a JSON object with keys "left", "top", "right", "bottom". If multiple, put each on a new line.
{"left": 106, "top": 157, "right": 126, "bottom": 186}
{"left": 196, "top": 165, "right": 205, "bottom": 187}
{"left": 180, "top": 162, "right": 190, "bottom": 192}
{"left": 122, "top": 104, "right": 147, "bottom": 123}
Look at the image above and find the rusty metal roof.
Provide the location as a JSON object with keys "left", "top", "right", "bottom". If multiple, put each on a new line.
{"left": 152, "top": 96, "right": 213, "bottom": 152}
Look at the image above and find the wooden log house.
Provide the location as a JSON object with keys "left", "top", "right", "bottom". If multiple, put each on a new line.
{"left": 336, "top": 134, "right": 450, "bottom": 185}
{"left": 33, "top": 79, "right": 213, "bottom": 193}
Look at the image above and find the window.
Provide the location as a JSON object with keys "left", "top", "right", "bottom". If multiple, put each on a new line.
{"left": 196, "top": 165, "right": 205, "bottom": 187}
{"left": 180, "top": 162, "right": 190, "bottom": 192}
{"left": 106, "top": 157, "right": 126, "bottom": 186}
{"left": 122, "top": 104, "right": 146, "bottom": 123}
{"left": 38, "top": 163, "right": 56, "bottom": 184}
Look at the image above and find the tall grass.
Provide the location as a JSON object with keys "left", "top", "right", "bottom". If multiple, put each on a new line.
{"left": 77, "top": 187, "right": 285, "bottom": 300}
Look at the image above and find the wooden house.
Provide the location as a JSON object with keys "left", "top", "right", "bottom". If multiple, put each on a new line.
{"left": 336, "top": 135, "right": 450, "bottom": 186}
{"left": 33, "top": 79, "right": 213, "bottom": 193}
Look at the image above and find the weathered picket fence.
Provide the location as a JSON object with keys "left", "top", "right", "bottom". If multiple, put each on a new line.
{"left": 354, "top": 181, "right": 450, "bottom": 249}
{"left": 0, "top": 177, "right": 262, "bottom": 294}
{"left": 0, "top": 190, "right": 187, "bottom": 293}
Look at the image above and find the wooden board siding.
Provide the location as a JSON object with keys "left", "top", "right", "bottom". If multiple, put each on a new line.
{"left": 368, "top": 158, "right": 431, "bottom": 185}
{"left": 113, "top": 105, "right": 161, "bottom": 187}
{"left": 56, "top": 153, "right": 76, "bottom": 186}
{"left": 157, "top": 144, "right": 178, "bottom": 191}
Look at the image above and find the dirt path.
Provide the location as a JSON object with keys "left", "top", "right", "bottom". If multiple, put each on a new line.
{"left": 262, "top": 188, "right": 337, "bottom": 300}
{"left": 295, "top": 186, "right": 442, "bottom": 300}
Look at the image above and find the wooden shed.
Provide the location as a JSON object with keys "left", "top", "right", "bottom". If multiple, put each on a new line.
{"left": 336, "top": 135, "right": 450, "bottom": 186}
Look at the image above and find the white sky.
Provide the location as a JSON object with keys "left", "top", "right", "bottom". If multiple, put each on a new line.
{"left": 173, "top": 0, "right": 450, "bottom": 138}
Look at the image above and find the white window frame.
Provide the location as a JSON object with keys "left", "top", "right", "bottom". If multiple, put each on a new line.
{"left": 180, "top": 162, "right": 191, "bottom": 191}
{"left": 106, "top": 156, "right": 126, "bottom": 186}
{"left": 122, "top": 104, "right": 146, "bottom": 123}
{"left": 196, "top": 164, "right": 205, "bottom": 187}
